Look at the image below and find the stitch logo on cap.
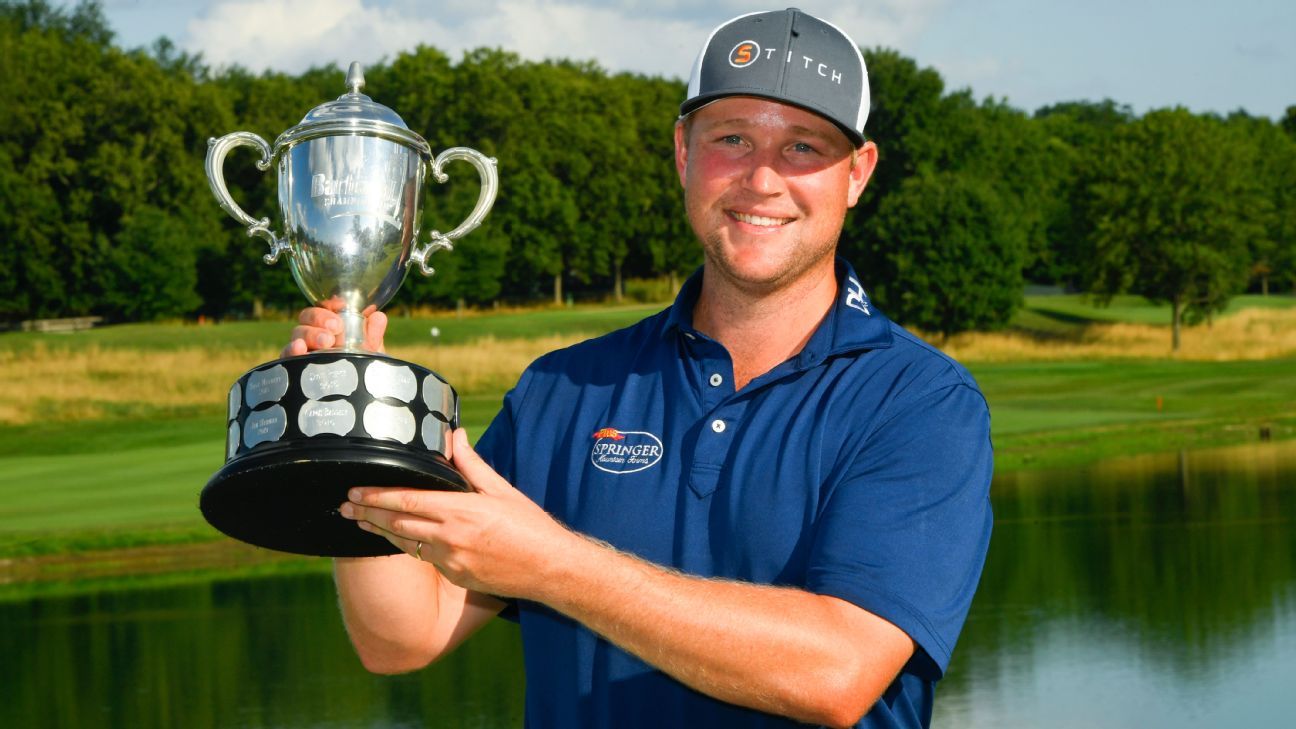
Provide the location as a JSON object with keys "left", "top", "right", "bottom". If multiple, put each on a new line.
{"left": 729, "top": 40, "right": 760, "bottom": 68}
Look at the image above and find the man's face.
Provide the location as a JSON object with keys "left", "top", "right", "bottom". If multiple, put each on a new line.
{"left": 674, "top": 96, "right": 876, "bottom": 295}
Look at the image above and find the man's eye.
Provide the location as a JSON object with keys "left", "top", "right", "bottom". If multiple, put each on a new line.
{"left": 722, "top": 134, "right": 743, "bottom": 145}
{"left": 791, "top": 142, "right": 816, "bottom": 154}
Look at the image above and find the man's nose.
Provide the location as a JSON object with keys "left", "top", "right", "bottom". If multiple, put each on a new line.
{"left": 742, "top": 153, "right": 785, "bottom": 196}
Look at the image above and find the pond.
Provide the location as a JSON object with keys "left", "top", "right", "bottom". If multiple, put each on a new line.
{"left": 3, "top": 440, "right": 1294, "bottom": 728}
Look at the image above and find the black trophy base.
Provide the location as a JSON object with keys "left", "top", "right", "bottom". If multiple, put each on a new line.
{"left": 201, "top": 438, "right": 469, "bottom": 557}
{"left": 202, "top": 351, "right": 465, "bottom": 557}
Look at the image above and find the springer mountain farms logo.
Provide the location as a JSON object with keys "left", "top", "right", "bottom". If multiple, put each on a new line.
{"left": 590, "top": 427, "right": 664, "bottom": 474}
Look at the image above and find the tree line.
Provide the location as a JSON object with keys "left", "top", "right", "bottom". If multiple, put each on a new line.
{"left": 3, "top": 1, "right": 1294, "bottom": 343}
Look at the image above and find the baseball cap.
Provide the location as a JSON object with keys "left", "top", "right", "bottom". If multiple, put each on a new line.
{"left": 680, "top": 8, "right": 869, "bottom": 146}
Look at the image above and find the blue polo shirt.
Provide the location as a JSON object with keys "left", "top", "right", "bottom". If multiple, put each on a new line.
{"left": 475, "top": 260, "right": 993, "bottom": 729}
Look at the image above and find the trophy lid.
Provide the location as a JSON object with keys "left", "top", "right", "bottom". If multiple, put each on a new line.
{"left": 272, "top": 62, "right": 431, "bottom": 157}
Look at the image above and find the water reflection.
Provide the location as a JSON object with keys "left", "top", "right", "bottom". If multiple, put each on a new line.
{"left": 2, "top": 441, "right": 1293, "bottom": 728}
{"left": 936, "top": 440, "right": 1296, "bottom": 728}
{"left": 0, "top": 573, "right": 524, "bottom": 728}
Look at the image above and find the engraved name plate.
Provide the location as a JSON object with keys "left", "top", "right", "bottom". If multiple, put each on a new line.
{"left": 421, "top": 414, "right": 447, "bottom": 453}
{"left": 243, "top": 405, "right": 288, "bottom": 449}
{"left": 227, "top": 422, "right": 241, "bottom": 459}
{"left": 365, "top": 360, "right": 417, "bottom": 402}
{"left": 245, "top": 365, "right": 290, "bottom": 408}
{"left": 302, "top": 359, "right": 359, "bottom": 400}
{"left": 228, "top": 382, "right": 243, "bottom": 422}
{"left": 422, "top": 375, "right": 453, "bottom": 420}
{"left": 299, "top": 399, "right": 357, "bottom": 437}
{"left": 363, "top": 402, "right": 415, "bottom": 444}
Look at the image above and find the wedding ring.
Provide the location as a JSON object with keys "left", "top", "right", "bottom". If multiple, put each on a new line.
{"left": 415, "top": 541, "right": 424, "bottom": 561}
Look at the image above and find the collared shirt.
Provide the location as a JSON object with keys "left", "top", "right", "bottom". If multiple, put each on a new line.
{"left": 476, "top": 259, "right": 993, "bottom": 729}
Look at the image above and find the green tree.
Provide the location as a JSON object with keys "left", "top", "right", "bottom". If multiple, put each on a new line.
{"left": 620, "top": 73, "right": 696, "bottom": 289}
{"left": 1282, "top": 105, "right": 1296, "bottom": 138}
{"left": 844, "top": 50, "right": 1037, "bottom": 330}
{"left": 1033, "top": 100, "right": 1135, "bottom": 286}
{"left": 1079, "top": 108, "right": 1262, "bottom": 349}
{"left": 868, "top": 170, "right": 1026, "bottom": 337}
{"left": 1, "top": 0, "right": 228, "bottom": 322}
{"left": 840, "top": 48, "right": 949, "bottom": 273}
{"left": 100, "top": 205, "right": 204, "bottom": 319}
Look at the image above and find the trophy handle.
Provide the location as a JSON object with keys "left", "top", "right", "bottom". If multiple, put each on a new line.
{"left": 205, "top": 132, "right": 291, "bottom": 265}
{"left": 410, "top": 147, "right": 499, "bottom": 276}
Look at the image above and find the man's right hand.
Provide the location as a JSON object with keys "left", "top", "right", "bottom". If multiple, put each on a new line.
{"left": 282, "top": 306, "right": 388, "bottom": 357}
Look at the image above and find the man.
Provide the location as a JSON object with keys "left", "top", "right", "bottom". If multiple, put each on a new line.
{"left": 287, "top": 8, "right": 992, "bottom": 728}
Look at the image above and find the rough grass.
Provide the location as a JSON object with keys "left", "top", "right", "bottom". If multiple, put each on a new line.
{"left": 5, "top": 307, "right": 1294, "bottom": 426}
{"left": 0, "top": 335, "right": 589, "bottom": 426}
{"left": 939, "top": 308, "right": 1296, "bottom": 362}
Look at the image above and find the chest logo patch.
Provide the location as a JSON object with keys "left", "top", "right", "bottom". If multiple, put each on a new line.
{"left": 590, "top": 427, "right": 664, "bottom": 474}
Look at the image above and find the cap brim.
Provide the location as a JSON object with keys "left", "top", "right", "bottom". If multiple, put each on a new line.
{"left": 679, "top": 92, "right": 866, "bottom": 147}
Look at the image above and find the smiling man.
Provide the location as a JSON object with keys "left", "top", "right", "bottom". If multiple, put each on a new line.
{"left": 290, "top": 8, "right": 993, "bottom": 729}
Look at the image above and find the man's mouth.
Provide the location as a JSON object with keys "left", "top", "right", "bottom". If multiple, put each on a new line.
{"left": 728, "top": 211, "right": 794, "bottom": 228}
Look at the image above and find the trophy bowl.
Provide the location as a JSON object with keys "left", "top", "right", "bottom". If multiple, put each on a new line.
{"left": 201, "top": 63, "right": 498, "bottom": 557}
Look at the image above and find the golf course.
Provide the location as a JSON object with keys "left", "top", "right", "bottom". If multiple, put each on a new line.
{"left": 2, "top": 293, "right": 1294, "bottom": 594}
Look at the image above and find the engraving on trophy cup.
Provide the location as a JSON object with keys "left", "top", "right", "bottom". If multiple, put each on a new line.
{"left": 299, "top": 400, "right": 358, "bottom": 437}
{"left": 228, "top": 382, "right": 242, "bottom": 422}
{"left": 246, "top": 365, "right": 290, "bottom": 408}
{"left": 363, "top": 402, "right": 416, "bottom": 444}
{"left": 365, "top": 360, "right": 417, "bottom": 403}
{"left": 302, "top": 359, "right": 359, "bottom": 400}
{"left": 202, "top": 61, "right": 497, "bottom": 557}
{"left": 244, "top": 405, "right": 288, "bottom": 449}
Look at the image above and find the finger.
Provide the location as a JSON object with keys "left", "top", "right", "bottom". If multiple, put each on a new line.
{"left": 281, "top": 337, "right": 308, "bottom": 358}
{"left": 344, "top": 487, "right": 455, "bottom": 521}
{"left": 298, "top": 307, "right": 345, "bottom": 333}
{"left": 353, "top": 517, "right": 424, "bottom": 559}
{"left": 290, "top": 324, "right": 336, "bottom": 351}
{"left": 366, "top": 310, "right": 388, "bottom": 353}
{"left": 450, "top": 429, "right": 513, "bottom": 496}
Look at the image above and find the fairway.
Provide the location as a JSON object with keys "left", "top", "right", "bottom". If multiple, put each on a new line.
{"left": 2, "top": 297, "right": 1294, "bottom": 558}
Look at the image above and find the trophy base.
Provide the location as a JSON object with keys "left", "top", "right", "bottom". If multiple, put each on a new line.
{"left": 201, "top": 439, "right": 468, "bottom": 557}
{"left": 203, "top": 351, "right": 466, "bottom": 557}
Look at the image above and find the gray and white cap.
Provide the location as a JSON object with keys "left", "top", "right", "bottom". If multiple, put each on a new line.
{"left": 681, "top": 8, "right": 869, "bottom": 146}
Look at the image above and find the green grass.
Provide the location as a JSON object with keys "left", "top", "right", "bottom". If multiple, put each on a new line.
{"left": 2, "top": 297, "right": 1294, "bottom": 563}
{"left": 0, "top": 302, "right": 667, "bottom": 354}
{"left": 977, "top": 359, "right": 1296, "bottom": 469}
{"left": 1011, "top": 293, "right": 1296, "bottom": 335}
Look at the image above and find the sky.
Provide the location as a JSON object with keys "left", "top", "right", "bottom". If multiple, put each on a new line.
{"left": 80, "top": 0, "right": 1294, "bottom": 119}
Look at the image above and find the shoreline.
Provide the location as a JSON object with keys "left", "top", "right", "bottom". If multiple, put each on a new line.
{"left": 4, "top": 433, "right": 1293, "bottom": 596}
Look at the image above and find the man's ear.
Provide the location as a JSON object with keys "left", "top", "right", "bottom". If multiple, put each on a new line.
{"left": 847, "top": 141, "right": 879, "bottom": 208}
{"left": 674, "top": 121, "right": 689, "bottom": 188}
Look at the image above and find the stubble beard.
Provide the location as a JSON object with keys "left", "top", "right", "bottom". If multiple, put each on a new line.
{"left": 697, "top": 217, "right": 842, "bottom": 299}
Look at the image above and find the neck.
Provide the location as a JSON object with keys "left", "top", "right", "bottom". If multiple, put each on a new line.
{"left": 692, "top": 261, "right": 838, "bottom": 390}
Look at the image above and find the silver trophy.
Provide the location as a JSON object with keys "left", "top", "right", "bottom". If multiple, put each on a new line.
{"left": 200, "top": 63, "right": 498, "bottom": 557}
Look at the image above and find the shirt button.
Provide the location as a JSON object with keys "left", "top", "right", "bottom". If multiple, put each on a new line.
{"left": 709, "top": 373, "right": 723, "bottom": 387}
{"left": 711, "top": 419, "right": 726, "bottom": 433}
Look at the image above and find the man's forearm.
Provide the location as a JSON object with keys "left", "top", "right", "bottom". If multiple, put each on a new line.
{"left": 529, "top": 534, "right": 913, "bottom": 728}
{"left": 334, "top": 555, "right": 501, "bottom": 674}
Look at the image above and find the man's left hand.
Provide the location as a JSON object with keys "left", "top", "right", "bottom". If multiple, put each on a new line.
{"left": 339, "top": 428, "right": 575, "bottom": 598}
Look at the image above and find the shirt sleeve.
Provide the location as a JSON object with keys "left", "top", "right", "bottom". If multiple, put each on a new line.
{"left": 473, "top": 363, "right": 540, "bottom": 484}
{"left": 805, "top": 381, "right": 994, "bottom": 678}
{"left": 469, "top": 365, "right": 538, "bottom": 623}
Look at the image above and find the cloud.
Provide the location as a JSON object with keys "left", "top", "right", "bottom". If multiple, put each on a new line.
{"left": 183, "top": 0, "right": 946, "bottom": 78}
{"left": 184, "top": 0, "right": 438, "bottom": 72}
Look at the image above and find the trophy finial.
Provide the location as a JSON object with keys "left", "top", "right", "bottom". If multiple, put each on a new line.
{"left": 345, "top": 62, "right": 365, "bottom": 95}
